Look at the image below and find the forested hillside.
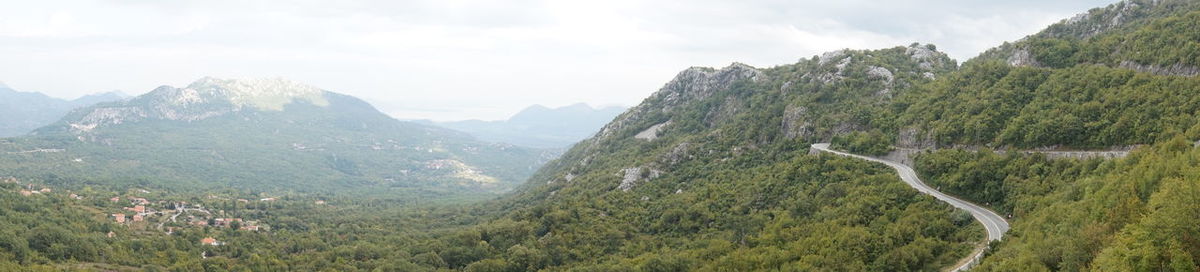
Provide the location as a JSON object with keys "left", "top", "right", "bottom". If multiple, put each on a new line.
{"left": 418, "top": 45, "right": 979, "bottom": 270}
{"left": 916, "top": 137, "right": 1200, "bottom": 271}
{"left": 896, "top": 0, "right": 1200, "bottom": 149}
{"left": 435, "top": 0, "right": 1200, "bottom": 270}
{"left": 899, "top": 1, "right": 1200, "bottom": 270}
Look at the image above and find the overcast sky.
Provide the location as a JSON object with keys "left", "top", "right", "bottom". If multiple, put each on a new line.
{"left": 0, "top": 0, "right": 1116, "bottom": 121}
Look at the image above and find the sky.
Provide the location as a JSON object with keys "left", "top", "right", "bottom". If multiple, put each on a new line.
{"left": 0, "top": 0, "right": 1117, "bottom": 121}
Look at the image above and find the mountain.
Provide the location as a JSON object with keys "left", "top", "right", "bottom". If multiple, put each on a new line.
{"left": 896, "top": 0, "right": 1200, "bottom": 149}
{"left": 404, "top": 46, "right": 980, "bottom": 270}
{"left": 0, "top": 82, "right": 126, "bottom": 137}
{"left": 352, "top": 1, "right": 1200, "bottom": 270}
{"left": 0, "top": 77, "right": 554, "bottom": 197}
{"left": 432, "top": 103, "right": 626, "bottom": 148}
{"left": 896, "top": 1, "right": 1200, "bottom": 270}
{"left": 979, "top": 0, "right": 1200, "bottom": 74}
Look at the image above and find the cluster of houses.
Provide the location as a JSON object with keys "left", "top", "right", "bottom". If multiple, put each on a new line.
{"left": 109, "top": 196, "right": 158, "bottom": 224}
{"left": 3, "top": 179, "right": 274, "bottom": 247}
{"left": 107, "top": 195, "right": 264, "bottom": 231}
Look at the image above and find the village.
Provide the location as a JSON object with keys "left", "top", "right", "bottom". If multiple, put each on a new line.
{"left": 4, "top": 176, "right": 291, "bottom": 247}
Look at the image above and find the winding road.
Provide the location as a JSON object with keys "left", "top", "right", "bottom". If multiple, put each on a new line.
{"left": 812, "top": 143, "right": 1009, "bottom": 271}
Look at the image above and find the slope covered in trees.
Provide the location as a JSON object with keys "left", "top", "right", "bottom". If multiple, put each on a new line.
{"left": 427, "top": 45, "right": 981, "bottom": 270}
{"left": 896, "top": 1, "right": 1200, "bottom": 270}
{"left": 915, "top": 137, "right": 1200, "bottom": 271}
{"left": 892, "top": 0, "right": 1200, "bottom": 149}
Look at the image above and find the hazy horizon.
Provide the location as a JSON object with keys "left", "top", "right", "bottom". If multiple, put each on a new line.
{"left": 1, "top": 0, "right": 1115, "bottom": 121}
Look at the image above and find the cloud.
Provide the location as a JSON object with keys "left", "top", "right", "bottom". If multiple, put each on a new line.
{"left": 0, "top": 0, "right": 1117, "bottom": 121}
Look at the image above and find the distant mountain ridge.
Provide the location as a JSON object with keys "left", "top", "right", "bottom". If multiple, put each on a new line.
{"left": 432, "top": 103, "right": 626, "bottom": 148}
{"left": 1, "top": 77, "right": 553, "bottom": 197}
{"left": 0, "top": 81, "right": 126, "bottom": 137}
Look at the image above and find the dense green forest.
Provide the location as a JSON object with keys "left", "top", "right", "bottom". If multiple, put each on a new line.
{"left": 0, "top": 152, "right": 981, "bottom": 271}
{"left": 916, "top": 137, "right": 1200, "bottom": 271}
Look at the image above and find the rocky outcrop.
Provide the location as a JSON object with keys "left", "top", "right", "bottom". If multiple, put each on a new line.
{"left": 896, "top": 127, "right": 937, "bottom": 149}
{"left": 812, "top": 50, "right": 854, "bottom": 85}
{"left": 656, "top": 63, "right": 763, "bottom": 112}
{"left": 617, "top": 168, "right": 642, "bottom": 191}
{"left": 782, "top": 105, "right": 812, "bottom": 140}
{"left": 704, "top": 96, "right": 742, "bottom": 126}
{"left": 70, "top": 107, "right": 148, "bottom": 132}
{"left": 1118, "top": 60, "right": 1200, "bottom": 77}
{"left": 634, "top": 121, "right": 672, "bottom": 140}
{"left": 905, "top": 45, "right": 944, "bottom": 70}
{"left": 188, "top": 77, "right": 330, "bottom": 111}
{"left": 1052, "top": 0, "right": 1171, "bottom": 39}
{"left": 867, "top": 66, "right": 895, "bottom": 83}
{"left": 867, "top": 66, "right": 895, "bottom": 96}
{"left": 1006, "top": 48, "right": 1042, "bottom": 67}
{"left": 661, "top": 142, "right": 692, "bottom": 166}
{"left": 812, "top": 44, "right": 947, "bottom": 87}
{"left": 594, "top": 63, "right": 764, "bottom": 141}
{"left": 617, "top": 167, "right": 662, "bottom": 192}
{"left": 831, "top": 122, "right": 863, "bottom": 137}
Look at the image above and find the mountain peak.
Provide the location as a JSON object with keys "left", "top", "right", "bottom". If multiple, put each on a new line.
{"left": 564, "top": 103, "right": 593, "bottom": 110}
{"left": 185, "top": 77, "right": 329, "bottom": 111}
{"left": 1048, "top": 0, "right": 1183, "bottom": 40}
{"left": 55, "top": 77, "right": 338, "bottom": 134}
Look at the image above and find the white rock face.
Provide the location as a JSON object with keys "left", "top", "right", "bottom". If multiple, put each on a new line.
{"left": 73, "top": 107, "right": 147, "bottom": 132}
{"left": 818, "top": 49, "right": 849, "bottom": 66}
{"left": 1066, "top": 0, "right": 1150, "bottom": 38}
{"left": 635, "top": 121, "right": 672, "bottom": 140}
{"left": 1119, "top": 60, "right": 1200, "bottom": 77}
{"left": 618, "top": 167, "right": 642, "bottom": 191}
{"left": 867, "top": 66, "right": 896, "bottom": 96}
{"left": 617, "top": 167, "right": 662, "bottom": 191}
{"left": 782, "top": 105, "right": 812, "bottom": 140}
{"left": 188, "top": 77, "right": 329, "bottom": 111}
{"left": 66, "top": 77, "right": 332, "bottom": 133}
{"left": 867, "top": 66, "right": 894, "bottom": 83}
{"left": 905, "top": 44, "right": 944, "bottom": 70}
{"left": 662, "top": 142, "right": 692, "bottom": 165}
{"left": 1007, "top": 48, "right": 1041, "bottom": 67}
{"left": 811, "top": 49, "right": 859, "bottom": 85}
{"left": 594, "top": 63, "right": 763, "bottom": 142}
